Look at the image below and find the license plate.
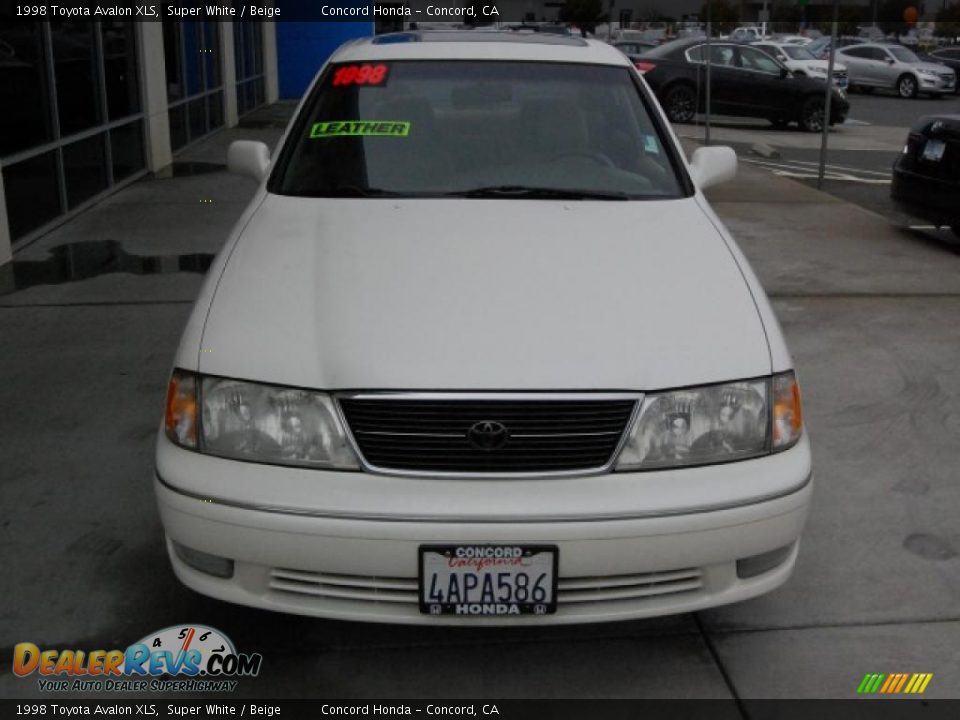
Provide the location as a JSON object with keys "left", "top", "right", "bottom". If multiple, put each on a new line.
{"left": 419, "top": 545, "right": 558, "bottom": 616}
{"left": 922, "top": 139, "right": 946, "bottom": 162}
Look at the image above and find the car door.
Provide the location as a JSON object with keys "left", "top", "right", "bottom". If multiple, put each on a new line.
{"left": 703, "top": 43, "right": 745, "bottom": 115}
{"left": 736, "top": 46, "right": 794, "bottom": 116}
{"left": 684, "top": 43, "right": 742, "bottom": 115}
{"left": 871, "top": 46, "right": 898, "bottom": 86}
{"left": 838, "top": 47, "right": 871, "bottom": 85}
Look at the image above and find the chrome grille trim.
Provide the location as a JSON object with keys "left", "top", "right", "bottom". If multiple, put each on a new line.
{"left": 268, "top": 567, "right": 704, "bottom": 607}
{"left": 335, "top": 392, "right": 643, "bottom": 479}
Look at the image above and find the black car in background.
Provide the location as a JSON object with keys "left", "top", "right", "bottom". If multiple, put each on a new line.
{"left": 925, "top": 46, "right": 960, "bottom": 91}
{"left": 638, "top": 38, "right": 850, "bottom": 132}
{"left": 891, "top": 115, "right": 960, "bottom": 237}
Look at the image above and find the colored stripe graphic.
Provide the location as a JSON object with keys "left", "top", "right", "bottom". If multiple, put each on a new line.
{"left": 857, "top": 673, "right": 932, "bottom": 694}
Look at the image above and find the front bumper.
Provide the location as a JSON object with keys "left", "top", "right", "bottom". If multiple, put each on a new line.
{"left": 918, "top": 75, "right": 956, "bottom": 93}
{"left": 155, "top": 435, "right": 813, "bottom": 625}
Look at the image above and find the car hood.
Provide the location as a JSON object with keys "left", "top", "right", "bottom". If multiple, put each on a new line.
{"left": 198, "top": 195, "right": 771, "bottom": 390}
{"left": 916, "top": 61, "right": 954, "bottom": 74}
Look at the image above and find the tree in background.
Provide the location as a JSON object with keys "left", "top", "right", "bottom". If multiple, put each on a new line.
{"left": 877, "top": 0, "right": 912, "bottom": 34}
{"left": 935, "top": 1, "right": 960, "bottom": 39}
{"left": 699, "top": 0, "right": 739, "bottom": 35}
{"left": 560, "top": 0, "right": 604, "bottom": 32}
{"left": 770, "top": 1, "right": 801, "bottom": 26}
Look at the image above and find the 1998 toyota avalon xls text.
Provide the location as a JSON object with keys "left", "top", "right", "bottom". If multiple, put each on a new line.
{"left": 156, "top": 31, "right": 812, "bottom": 624}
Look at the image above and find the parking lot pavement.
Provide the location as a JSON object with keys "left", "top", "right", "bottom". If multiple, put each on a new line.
{"left": 677, "top": 91, "right": 960, "bottom": 239}
{"left": 1, "top": 105, "right": 959, "bottom": 700}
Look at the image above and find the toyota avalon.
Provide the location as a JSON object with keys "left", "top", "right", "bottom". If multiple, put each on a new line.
{"left": 156, "top": 31, "right": 812, "bottom": 624}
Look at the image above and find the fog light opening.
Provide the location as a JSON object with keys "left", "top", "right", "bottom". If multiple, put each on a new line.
{"left": 172, "top": 541, "right": 235, "bottom": 579}
{"left": 736, "top": 544, "right": 794, "bottom": 579}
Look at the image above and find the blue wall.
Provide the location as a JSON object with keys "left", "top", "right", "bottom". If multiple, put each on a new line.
{"left": 277, "top": 21, "right": 375, "bottom": 99}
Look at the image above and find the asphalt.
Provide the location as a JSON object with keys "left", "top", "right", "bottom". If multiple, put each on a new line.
{"left": 1, "top": 102, "right": 958, "bottom": 701}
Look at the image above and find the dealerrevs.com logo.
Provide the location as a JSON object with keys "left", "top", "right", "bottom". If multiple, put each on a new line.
{"left": 13, "top": 625, "right": 262, "bottom": 693}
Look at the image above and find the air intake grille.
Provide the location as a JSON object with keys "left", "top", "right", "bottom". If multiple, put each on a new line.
{"left": 339, "top": 395, "right": 637, "bottom": 474}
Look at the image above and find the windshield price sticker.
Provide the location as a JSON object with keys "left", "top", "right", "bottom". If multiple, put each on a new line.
{"left": 419, "top": 545, "right": 558, "bottom": 616}
{"left": 331, "top": 63, "right": 389, "bottom": 87}
{"left": 309, "top": 121, "right": 410, "bottom": 139}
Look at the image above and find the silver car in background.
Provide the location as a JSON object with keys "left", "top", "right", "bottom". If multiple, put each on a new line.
{"left": 836, "top": 43, "right": 956, "bottom": 98}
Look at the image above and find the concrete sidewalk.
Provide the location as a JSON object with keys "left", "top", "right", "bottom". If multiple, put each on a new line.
{"left": 1, "top": 106, "right": 958, "bottom": 700}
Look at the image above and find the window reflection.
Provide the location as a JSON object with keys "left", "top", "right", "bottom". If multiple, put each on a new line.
{"left": 51, "top": 21, "right": 101, "bottom": 136}
{"left": 0, "top": 21, "right": 53, "bottom": 156}
{"left": 101, "top": 21, "right": 139, "bottom": 121}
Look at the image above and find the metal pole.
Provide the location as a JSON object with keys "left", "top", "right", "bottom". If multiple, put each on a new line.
{"left": 817, "top": 1, "right": 839, "bottom": 189}
{"left": 705, "top": 4, "right": 711, "bottom": 146}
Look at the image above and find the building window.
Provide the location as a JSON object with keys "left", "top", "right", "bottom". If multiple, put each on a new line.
{"left": 163, "top": 19, "right": 224, "bottom": 152}
{"left": 234, "top": 22, "right": 265, "bottom": 116}
{"left": 0, "top": 20, "right": 145, "bottom": 243}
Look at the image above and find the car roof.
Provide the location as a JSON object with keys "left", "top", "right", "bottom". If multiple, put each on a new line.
{"left": 331, "top": 31, "right": 630, "bottom": 66}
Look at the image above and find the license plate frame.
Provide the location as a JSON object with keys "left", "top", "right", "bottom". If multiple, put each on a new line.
{"left": 418, "top": 544, "right": 558, "bottom": 617}
{"left": 922, "top": 138, "right": 946, "bottom": 162}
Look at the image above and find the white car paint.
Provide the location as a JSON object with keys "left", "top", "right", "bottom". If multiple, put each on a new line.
{"left": 753, "top": 41, "right": 848, "bottom": 89}
{"left": 156, "top": 33, "right": 812, "bottom": 625}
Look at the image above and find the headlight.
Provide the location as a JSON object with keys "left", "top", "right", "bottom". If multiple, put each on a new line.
{"left": 615, "top": 371, "right": 802, "bottom": 471}
{"left": 164, "top": 370, "right": 360, "bottom": 470}
{"left": 808, "top": 66, "right": 827, "bottom": 74}
{"left": 917, "top": 69, "right": 937, "bottom": 77}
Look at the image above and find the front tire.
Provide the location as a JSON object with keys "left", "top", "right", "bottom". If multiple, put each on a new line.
{"left": 897, "top": 74, "right": 918, "bottom": 99}
{"left": 663, "top": 84, "right": 697, "bottom": 123}
{"left": 799, "top": 97, "right": 826, "bottom": 132}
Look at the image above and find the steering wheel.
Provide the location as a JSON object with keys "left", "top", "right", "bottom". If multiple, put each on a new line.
{"left": 547, "top": 151, "right": 616, "bottom": 168}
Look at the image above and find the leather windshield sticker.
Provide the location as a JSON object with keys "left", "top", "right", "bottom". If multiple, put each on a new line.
{"left": 309, "top": 121, "right": 411, "bottom": 139}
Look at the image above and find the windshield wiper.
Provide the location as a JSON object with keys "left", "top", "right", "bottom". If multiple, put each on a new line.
{"left": 444, "top": 185, "right": 630, "bottom": 200}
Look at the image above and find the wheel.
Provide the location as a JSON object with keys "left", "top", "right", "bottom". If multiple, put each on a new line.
{"left": 897, "top": 74, "right": 918, "bottom": 99}
{"left": 799, "top": 96, "right": 826, "bottom": 132}
{"left": 663, "top": 84, "right": 697, "bottom": 123}
{"left": 547, "top": 151, "right": 616, "bottom": 167}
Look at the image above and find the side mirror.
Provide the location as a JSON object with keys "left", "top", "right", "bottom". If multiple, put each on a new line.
{"left": 887, "top": 58, "right": 895, "bottom": 64}
{"left": 689, "top": 146, "right": 737, "bottom": 189}
{"left": 227, "top": 140, "right": 270, "bottom": 182}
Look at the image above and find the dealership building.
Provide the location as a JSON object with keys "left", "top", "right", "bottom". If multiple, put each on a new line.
{"left": 0, "top": 18, "right": 375, "bottom": 267}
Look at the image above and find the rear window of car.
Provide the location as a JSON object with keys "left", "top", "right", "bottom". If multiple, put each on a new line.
{"left": 269, "top": 60, "right": 687, "bottom": 200}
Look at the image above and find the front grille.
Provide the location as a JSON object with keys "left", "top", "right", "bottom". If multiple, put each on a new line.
{"left": 268, "top": 568, "right": 703, "bottom": 607}
{"left": 339, "top": 395, "right": 637, "bottom": 474}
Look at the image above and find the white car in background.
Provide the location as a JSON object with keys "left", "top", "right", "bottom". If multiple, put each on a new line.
{"left": 753, "top": 40, "right": 849, "bottom": 91}
{"left": 156, "top": 30, "right": 812, "bottom": 625}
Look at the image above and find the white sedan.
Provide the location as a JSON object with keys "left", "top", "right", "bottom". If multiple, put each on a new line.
{"left": 753, "top": 40, "right": 849, "bottom": 91}
{"left": 156, "top": 30, "right": 812, "bottom": 625}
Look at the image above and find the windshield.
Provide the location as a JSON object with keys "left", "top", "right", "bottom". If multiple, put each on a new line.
{"left": 783, "top": 46, "right": 816, "bottom": 61}
{"left": 889, "top": 47, "right": 919, "bottom": 63}
{"left": 270, "top": 60, "right": 685, "bottom": 200}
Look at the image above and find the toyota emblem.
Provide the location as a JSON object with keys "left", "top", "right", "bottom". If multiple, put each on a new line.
{"left": 467, "top": 420, "right": 509, "bottom": 451}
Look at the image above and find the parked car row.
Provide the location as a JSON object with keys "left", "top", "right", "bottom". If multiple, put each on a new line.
{"left": 637, "top": 38, "right": 849, "bottom": 132}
